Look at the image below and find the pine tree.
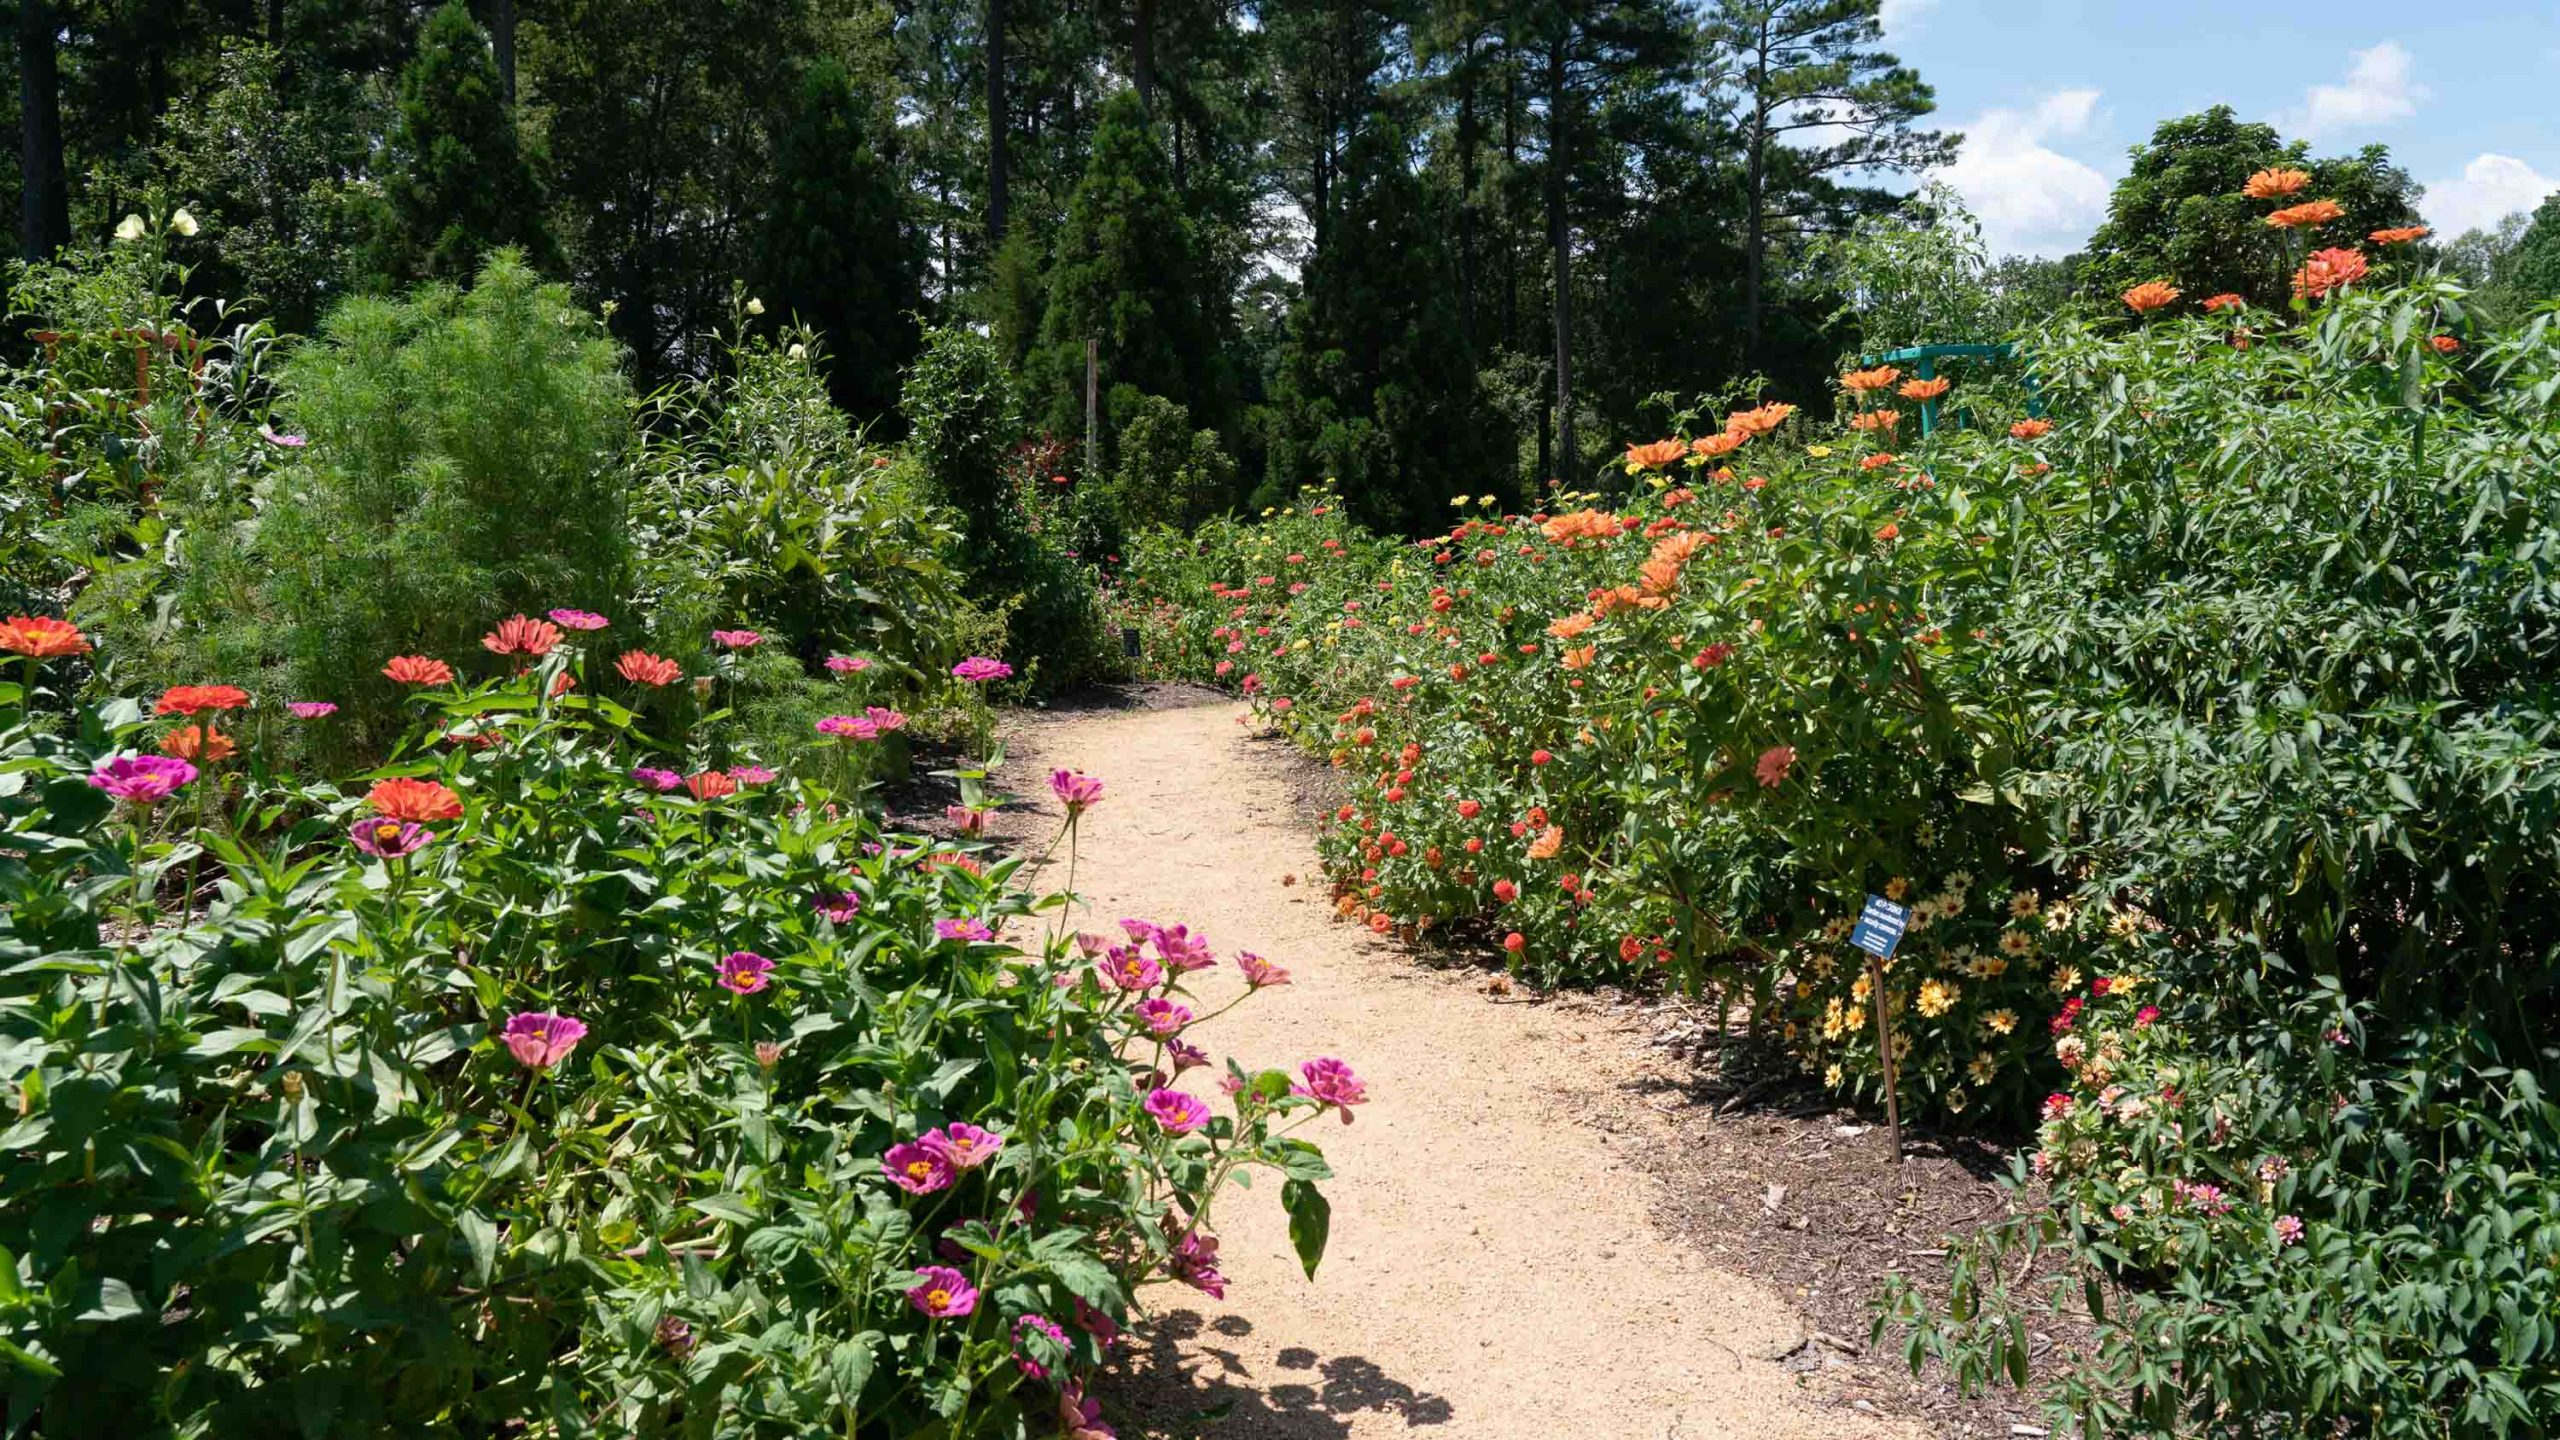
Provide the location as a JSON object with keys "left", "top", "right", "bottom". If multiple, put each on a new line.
{"left": 1024, "top": 88, "right": 1221, "bottom": 444}
{"left": 759, "top": 58, "right": 923, "bottom": 423}
{"left": 369, "top": 0, "right": 551, "bottom": 285}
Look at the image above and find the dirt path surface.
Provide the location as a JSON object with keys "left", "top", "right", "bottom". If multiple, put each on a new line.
{"left": 993, "top": 693, "right": 1923, "bottom": 1440}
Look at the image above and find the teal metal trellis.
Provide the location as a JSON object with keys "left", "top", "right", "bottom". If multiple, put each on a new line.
{"left": 1856, "top": 342, "right": 2044, "bottom": 438}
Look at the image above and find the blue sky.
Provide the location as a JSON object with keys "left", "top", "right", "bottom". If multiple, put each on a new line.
{"left": 1880, "top": 1, "right": 2560, "bottom": 255}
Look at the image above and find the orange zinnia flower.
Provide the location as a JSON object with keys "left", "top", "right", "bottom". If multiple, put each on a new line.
{"left": 2368, "top": 225, "right": 2429, "bottom": 245}
{"left": 1526, "top": 825, "right": 1564, "bottom": 860}
{"left": 1560, "top": 645, "right": 1595, "bottom": 671}
{"left": 383, "top": 655, "right": 454, "bottom": 687}
{"left": 159, "top": 725, "right": 237, "bottom": 763}
{"left": 1547, "top": 611, "right": 1597, "bottom": 640}
{"left": 1540, "top": 510, "right": 1620, "bottom": 545}
{"left": 1625, "top": 439, "right": 1687, "bottom": 471}
{"left": 2292, "top": 247, "right": 2368, "bottom": 300}
{"left": 2008, "top": 419, "right": 2053, "bottom": 440}
{"left": 1839, "top": 366, "right": 1900, "bottom": 394}
{"left": 1846, "top": 409, "right": 1902, "bottom": 432}
{"left": 685, "top": 770, "right": 739, "bottom": 801}
{"left": 1896, "top": 376, "right": 1951, "bottom": 402}
{"left": 0, "top": 615, "right": 91, "bottom": 658}
{"left": 1690, "top": 430, "right": 1746, "bottom": 458}
{"left": 1725, "top": 402, "right": 1796, "bottom": 436}
{"left": 481, "top": 614, "right": 562, "bottom": 659}
{"left": 367, "top": 777, "right": 464, "bottom": 822}
{"left": 2121, "top": 281, "right": 2181, "bottom": 313}
{"left": 1859, "top": 453, "right": 1898, "bottom": 471}
{"left": 616, "top": 650, "right": 683, "bottom": 686}
{"left": 2242, "top": 166, "right": 2311, "bottom": 200}
{"left": 2200, "top": 293, "right": 2246, "bottom": 313}
{"left": 156, "top": 684, "right": 251, "bottom": 716}
{"left": 2430, "top": 334, "right": 2460, "bottom": 354}
{"left": 2264, "top": 199, "right": 2345, "bottom": 230}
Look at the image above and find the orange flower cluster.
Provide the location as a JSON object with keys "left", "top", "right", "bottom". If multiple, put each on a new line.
{"left": 0, "top": 615, "right": 90, "bottom": 658}
{"left": 1540, "top": 510, "right": 1621, "bottom": 545}
{"left": 1839, "top": 366, "right": 1901, "bottom": 394}
{"left": 1897, "top": 376, "right": 1951, "bottom": 402}
{"left": 2008, "top": 419, "right": 2053, "bottom": 440}
{"left": 2200, "top": 292, "right": 2246, "bottom": 313}
{"left": 1546, "top": 611, "right": 1596, "bottom": 641}
{"left": 2292, "top": 247, "right": 2368, "bottom": 300}
{"left": 2430, "top": 334, "right": 2461, "bottom": 354}
{"left": 1860, "top": 453, "right": 1899, "bottom": 471}
{"left": 1624, "top": 439, "right": 1687, "bottom": 472}
{"left": 2121, "top": 281, "right": 2181, "bottom": 313}
{"left": 1725, "top": 402, "right": 1795, "bottom": 436}
{"left": 2369, "top": 225, "right": 2429, "bottom": 245}
{"left": 2264, "top": 198, "right": 2345, "bottom": 230}
{"left": 1846, "top": 409, "right": 1901, "bottom": 432}
{"left": 1638, "top": 530, "right": 1706, "bottom": 599}
{"left": 1689, "top": 430, "right": 1746, "bottom": 459}
{"left": 2242, "top": 167, "right": 2311, "bottom": 199}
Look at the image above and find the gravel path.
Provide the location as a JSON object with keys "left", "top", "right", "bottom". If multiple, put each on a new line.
{"left": 993, "top": 695, "right": 1920, "bottom": 1440}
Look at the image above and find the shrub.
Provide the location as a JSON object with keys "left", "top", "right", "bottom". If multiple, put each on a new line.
{"left": 0, "top": 620, "right": 1347, "bottom": 1437}
{"left": 1105, "top": 390, "right": 1235, "bottom": 538}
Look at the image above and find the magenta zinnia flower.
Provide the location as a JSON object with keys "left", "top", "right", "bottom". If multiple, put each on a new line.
{"left": 951, "top": 656, "right": 1012, "bottom": 683}
{"left": 1136, "top": 998, "right": 1192, "bottom": 1036}
{"left": 631, "top": 766, "right": 683, "bottom": 793}
{"left": 812, "top": 889, "right": 861, "bottom": 924}
{"left": 350, "top": 816, "right": 434, "bottom": 858}
{"left": 1013, "top": 1312, "right": 1070, "bottom": 1380}
{"left": 1237, "top": 951, "right": 1290, "bottom": 988}
{"left": 863, "top": 705, "right": 908, "bottom": 733}
{"left": 1171, "top": 1230, "right": 1227, "bottom": 1298}
{"left": 500, "top": 1011, "right": 589, "bottom": 1071}
{"left": 727, "top": 764, "right": 777, "bottom": 785}
{"left": 823, "top": 654, "right": 871, "bottom": 675}
{"left": 1104, "top": 947, "right": 1165, "bottom": 991}
{"left": 1152, "top": 923, "right": 1216, "bottom": 973}
{"left": 1168, "top": 1038, "right": 1209, "bottom": 1072}
{"left": 258, "top": 425, "right": 307, "bottom": 447}
{"left": 936, "top": 917, "right": 994, "bottom": 943}
{"left": 816, "top": 714, "right": 877, "bottom": 741}
{"left": 883, "top": 1140, "right": 955, "bottom": 1193}
{"left": 1144, "top": 1088, "right": 1211, "bottom": 1134}
{"left": 710, "top": 628, "right": 762, "bottom": 650}
{"left": 1051, "top": 768, "right": 1105, "bottom": 813}
{"left": 88, "top": 754, "right": 198, "bottom": 806}
{"left": 1293, "top": 1057, "right": 1368, "bottom": 1122}
{"left": 926, "top": 1121, "right": 1005, "bottom": 1168}
{"left": 548, "top": 608, "right": 609, "bottom": 631}
{"left": 905, "top": 1265, "right": 978, "bottom": 1318}
{"left": 715, "top": 951, "right": 775, "bottom": 994}
{"left": 286, "top": 701, "right": 338, "bottom": 719}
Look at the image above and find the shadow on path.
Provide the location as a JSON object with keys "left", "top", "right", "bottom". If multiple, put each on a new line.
{"left": 1114, "top": 1310, "right": 1457, "bottom": 1437}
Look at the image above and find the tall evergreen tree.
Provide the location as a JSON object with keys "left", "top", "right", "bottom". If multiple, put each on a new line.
{"left": 1706, "top": 0, "right": 1955, "bottom": 362}
{"left": 18, "top": 0, "right": 71, "bottom": 260}
{"left": 759, "top": 57, "right": 922, "bottom": 422}
{"left": 370, "top": 0, "right": 550, "bottom": 285}
{"left": 1024, "top": 88, "right": 1222, "bottom": 443}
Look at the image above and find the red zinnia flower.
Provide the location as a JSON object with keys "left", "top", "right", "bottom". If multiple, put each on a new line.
{"left": 616, "top": 651, "right": 683, "bottom": 687}
{"left": 383, "top": 656, "right": 454, "bottom": 686}
{"left": 481, "top": 614, "right": 562, "bottom": 659}
{"left": 0, "top": 615, "right": 91, "bottom": 658}
{"left": 156, "top": 684, "right": 251, "bottom": 717}
{"left": 685, "top": 770, "right": 738, "bottom": 800}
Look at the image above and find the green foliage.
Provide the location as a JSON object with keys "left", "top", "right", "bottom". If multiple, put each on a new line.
{"left": 757, "top": 57, "right": 922, "bottom": 423}
{"left": 2498, "top": 193, "right": 2560, "bottom": 313}
{"left": 1106, "top": 390, "right": 1235, "bottom": 537}
{"left": 2077, "top": 106, "right": 2423, "bottom": 313}
{"left": 366, "top": 1, "right": 553, "bottom": 286}
{"left": 1806, "top": 184, "right": 2058, "bottom": 350}
{"left": 0, "top": 652, "right": 1336, "bottom": 1437}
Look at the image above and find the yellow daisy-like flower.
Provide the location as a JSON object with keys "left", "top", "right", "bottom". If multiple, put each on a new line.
{"left": 1824, "top": 1063, "right": 1845, "bottom": 1087}
{"left": 1477, "top": 494, "right": 1497, "bottom": 506}
{"left": 1985, "top": 1008, "right": 2017, "bottom": 1035}
{"left": 1946, "top": 1088, "right": 1970, "bottom": 1113}
{"left": 1917, "top": 978, "right": 1958, "bottom": 1017}
{"left": 1452, "top": 495, "right": 1470, "bottom": 507}
{"left": 2008, "top": 889, "right": 2041, "bottom": 918}
{"left": 1968, "top": 1052, "right": 1998, "bottom": 1084}
{"left": 1885, "top": 875, "right": 1910, "bottom": 900}
{"left": 2050, "top": 965, "right": 2082, "bottom": 994}
{"left": 1808, "top": 951, "right": 1836, "bottom": 979}
{"left": 1999, "top": 929, "right": 2035, "bottom": 957}
{"left": 1850, "top": 971, "right": 1873, "bottom": 1005}
{"left": 1261, "top": 507, "right": 1277, "bottom": 517}
{"left": 1806, "top": 445, "right": 1833, "bottom": 458}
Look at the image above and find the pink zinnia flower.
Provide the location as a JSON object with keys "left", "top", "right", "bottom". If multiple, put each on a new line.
{"left": 88, "top": 754, "right": 198, "bottom": 806}
{"left": 286, "top": 701, "right": 338, "bottom": 719}
{"left": 883, "top": 1140, "right": 955, "bottom": 1193}
{"left": 2274, "top": 1214, "right": 2304, "bottom": 1246}
{"left": 1104, "top": 947, "right": 1165, "bottom": 991}
{"left": 936, "top": 918, "right": 994, "bottom": 943}
{"left": 548, "top": 608, "right": 608, "bottom": 631}
{"left": 1152, "top": 923, "right": 1215, "bottom": 972}
{"left": 864, "top": 705, "right": 908, "bottom": 732}
{"left": 2135, "top": 1005, "right": 2162, "bottom": 1028}
{"left": 947, "top": 804, "right": 989, "bottom": 835}
{"left": 1168, "top": 1038, "right": 1209, "bottom": 1072}
{"left": 1074, "top": 1300, "right": 1120, "bottom": 1346}
{"left": 1754, "top": 744, "right": 1796, "bottom": 788}
{"left": 715, "top": 951, "right": 775, "bottom": 994}
{"left": 951, "top": 656, "right": 1013, "bottom": 683}
{"left": 1237, "top": 951, "right": 1290, "bottom": 987}
{"left": 905, "top": 1265, "right": 978, "bottom": 1318}
{"left": 710, "top": 628, "right": 762, "bottom": 650}
{"left": 816, "top": 714, "right": 877, "bottom": 741}
{"left": 1171, "top": 1230, "right": 1227, "bottom": 1298}
{"left": 1136, "top": 998, "right": 1193, "bottom": 1036}
{"left": 1059, "top": 1381, "right": 1116, "bottom": 1440}
{"left": 631, "top": 766, "right": 683, "bottom": 793}
{"left": 501, "top": 1012, "right": 589, "bottom": 1071}
{"left": 926, "top": 1122, "right": 1005, "bottom": 1168}
{"left": 1293, "top": 1057, "right": 1368, "bottom": 1122}
{"left": 259, "top": 425, "right": 307, "bottom": 447}
{"left": 1051, "top": 768, "right": 1105, "bottom": 813}
{"left": 1013, "top": 1312, "right": 1070, "bottom": 1380}
{"left": 824, "top": 654, "right": 871, "bottom": 675}
{"left": 727, "top": 764, "right": 777, "bottom": 786}
{"left": 2041, "top": 1092, "right": 2074, "bottom": 1121}
{"left": 812, "top": 889, "right": 861, "bottom": 924}
{"left": 350, "top": 816, "right": 434, "bottom": 858}
{"left": 1144, "top": 1088, "right": 1211, "bottom": 1134}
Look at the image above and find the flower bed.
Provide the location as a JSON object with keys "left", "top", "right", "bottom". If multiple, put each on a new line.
{"left": 0, "top": 620, "right": 1351, "bottom": 1436}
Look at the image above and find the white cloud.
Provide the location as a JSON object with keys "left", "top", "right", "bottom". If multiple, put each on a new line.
{"left": 1933, "top": 88, "right": 2113, "bottom": 259}
{"left": 2293, "top": 41, "right": 2428, "bottom": 138}
{"left": 2421, "top": 153, "right": 2559, "bottom": 237}
{"left": 1879, "top": 0, "right": 1937, "bottom": 40}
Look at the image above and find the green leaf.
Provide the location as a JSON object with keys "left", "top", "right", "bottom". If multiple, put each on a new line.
{"left": 687, "top": 1193, "right": 758, "bottom": 1226}
{"left": 828, "top": 1335, "right": 876, "bottom": 1405}
{"left": 1281, "top": 1179, "right": 1330, "bottom": 1281}
{"left": 457, "top": 1209, "right": 498, "bottom": 1286}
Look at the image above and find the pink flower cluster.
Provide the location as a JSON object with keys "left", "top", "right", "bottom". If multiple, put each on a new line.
{"left": 881, "top": 1122, "right": 1007, "bottom": 1194}
{"left": 815, "top": 706, "right": 910, "bottom": 741}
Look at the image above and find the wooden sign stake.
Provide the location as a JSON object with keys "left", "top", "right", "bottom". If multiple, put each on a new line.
{"left": 1868, "top": 955, "right": 1904, "bottom": 1168}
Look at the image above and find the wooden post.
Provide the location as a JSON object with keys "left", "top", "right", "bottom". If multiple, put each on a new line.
{"left": 1868, "top": 955, "right": 1904, "bottom": 1168}
{"left": 1084, "top": 339, "right": 1099, "bottom": 479}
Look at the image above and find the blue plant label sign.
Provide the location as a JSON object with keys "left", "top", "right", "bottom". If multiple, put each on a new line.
{"left": 1849, "top": 894, "right": 1910, "bottom": 959}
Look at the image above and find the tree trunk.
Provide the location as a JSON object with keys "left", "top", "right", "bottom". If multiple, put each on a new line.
{"left": 1133, "top": 0, "right": 1156, "bottom": 112}
{"left": 492, "top": 0, "right": 517, "bottom": 108}
{"left": 1456, "top": 33, "right": 1478, "bottom": 353}
{"left": 1742, "top": 19, "right": 1769, "bottom": 363}
{"left": 265, "top": 0, "right": 284, "bottom": 44}
{"left": 986, "top": 0, "right": 1010, "bottom": 246}
{"left": 1545, "top": 40, "right": 1575, "bottom": 487}
{"left": 1500, "top": 48, "right": 1518, "bottom": 351}
{"left": 19, "top": 0, "right": 70, "bottom": 263}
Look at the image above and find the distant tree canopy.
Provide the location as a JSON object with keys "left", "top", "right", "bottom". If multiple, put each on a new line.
{"left": 2077, "top": 105, "right": 2424, "bottom": 313}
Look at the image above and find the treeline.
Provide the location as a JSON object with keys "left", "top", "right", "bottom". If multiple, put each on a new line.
{"left": 9, "top": 0, "right": 1959, "bottom": 531}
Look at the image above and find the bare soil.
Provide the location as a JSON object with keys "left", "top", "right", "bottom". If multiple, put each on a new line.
{"left": 977, "top": 690, "right": 2030, "bottom": 1440}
